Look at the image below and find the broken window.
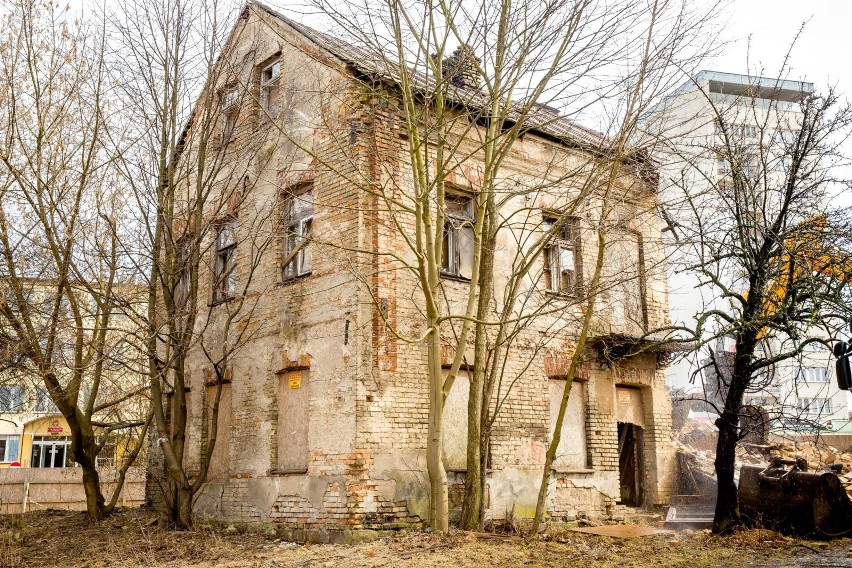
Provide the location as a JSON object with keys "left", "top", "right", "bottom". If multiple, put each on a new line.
{"left": 441, "top": 193, "right": 475, "bottom": 278}
{"left": 543, "top": 215, "right": 581, "bottom": 295}
{"left": 282, "top": 188, "right": 314, "bottom": 280}
{"left": 213, "top": 222, "right": 236, "bottom": 303}
{"left": 548, "top": 378, "right": 588, "bottom": 470}
{"left": 259, "top": 59, "right": 280, "bottom": 119}
{"left": 220, "top": 87, "right": 239, "bottom": 142}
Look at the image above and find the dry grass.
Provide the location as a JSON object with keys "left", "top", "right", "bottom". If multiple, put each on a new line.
{"left": 0, "top": 508, "right": 848, "bottom": 567}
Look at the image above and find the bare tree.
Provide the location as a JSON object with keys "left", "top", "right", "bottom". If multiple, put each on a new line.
{"left": 650, "top": 70, "right": 852, "bottom": 533}
{"left": 112, "top": 0, "right": 283, "bottom": 528}
{"left": 0, "top": 0, "right": 150, "bottom": 519}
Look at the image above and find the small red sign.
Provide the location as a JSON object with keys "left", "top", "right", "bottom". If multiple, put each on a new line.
{"left": 47, "top": 419, "right": 63, "bottom": 434}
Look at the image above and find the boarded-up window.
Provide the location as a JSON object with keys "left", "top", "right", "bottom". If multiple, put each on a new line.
{"left": 277, "top": 369, "right": 310, "bottom": 471}
{"left": 442, "top": 369, "right": 470, "bottom": 471}
{"left": 548, "top": 379, "right": 588, "bottom": 470}
{"left": 205, "top": 383, "right": 231, "bottom": 482}
{"left": 604, "top": 228, "right": 645, "bottom": 329}
{"left": 615, "top": 386, "right": 644, "bottom": 427}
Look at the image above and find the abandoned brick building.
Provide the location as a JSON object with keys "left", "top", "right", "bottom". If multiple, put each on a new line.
{"left": 154, "top": 0, "right": 678, "bottom": 528}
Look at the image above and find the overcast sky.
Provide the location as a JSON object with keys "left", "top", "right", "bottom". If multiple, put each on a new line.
{"left": 710, "top": 0, "right": 850, "bottom": 95}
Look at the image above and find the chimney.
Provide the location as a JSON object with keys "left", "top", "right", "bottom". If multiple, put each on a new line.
{"left": 441, "top": 44, "right": 480, "bottom": 90}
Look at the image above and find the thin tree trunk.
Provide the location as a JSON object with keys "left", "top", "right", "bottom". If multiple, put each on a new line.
{"left": 461, "top": 193, "right": 495, "bottom": 530}
{"left": 427, "top": 329, "right": 449, "bottom": 531}
{"left": 532, "top": 227, "right": 606, "bottom": 533}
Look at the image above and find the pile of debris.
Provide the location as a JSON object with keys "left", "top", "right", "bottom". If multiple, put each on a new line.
{"left": 672, "top": 418, "right": 852, "bottom": 498}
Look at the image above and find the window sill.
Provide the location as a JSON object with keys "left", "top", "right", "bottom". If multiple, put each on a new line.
{"left": 209, "top": 296, "right": 235, "bottom": 307}
{"left": 553, "top": 468, "right": 595, "bottom": 475}
{"left": 439, "top": 271, "right": 471, "bottom": 283}
{"left": 270, "top": 468, "right": 308, "bottom": 476}
{"left": 279, "top": 271, "right": 312, "bottom": 286}
{"left": 444, "top": 468, "right": 495, "bottom": 474}
{"left": 545, "top": 290, "right": 578, "bottom": 299}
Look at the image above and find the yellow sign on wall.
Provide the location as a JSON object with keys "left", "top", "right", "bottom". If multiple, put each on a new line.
{"left": 289, "top": 372, "right": 302, "bottom": 389}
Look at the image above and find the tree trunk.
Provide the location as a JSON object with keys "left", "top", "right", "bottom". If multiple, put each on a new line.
{"left": 81, "top": 462, "right": 105, "bottom": 520}
{"left": 460, "top": 196, "right": 495, "bottom": 531}
{"left": 175, "top": 485, "right": 193, "bottom": 529}
{"left": 712, "top": 411, "right": 740, "bottom": 534}
{"left": 68, "top": 415, "right": 105, "bottom": 520}
{"left": 459, "top": 371, "right": 483, "bottom": 530}
{"left": 427, "top": 330, "right": 449, "bottom": 531}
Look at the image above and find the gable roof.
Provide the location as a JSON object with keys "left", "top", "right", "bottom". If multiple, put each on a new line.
{"left": 251, "top": 0, "right": 609, "bottom": 151}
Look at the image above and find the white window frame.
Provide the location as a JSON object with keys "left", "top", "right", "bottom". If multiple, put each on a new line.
{"left": 0, "top": 435, "right": 19, "bottom": 463}
{"left": 798, "top": 397, "right": 831, "bottom": 415}
{"left": 34, "top": 387, "right": 58, "bottom": 413}
{"left": 282, "top": 190, "right": 314, "bottom": 280}
{"left": 797, "top": 366, "right": 828, "bottom": 383}
{"left": 213, "top": 222, "right": 237, "bottom": 302}
{"left": 441, "top": 193, "right": 475, "bottom": 278}
{"left": 259, "top": 60, "right": 280, "bottom": 118}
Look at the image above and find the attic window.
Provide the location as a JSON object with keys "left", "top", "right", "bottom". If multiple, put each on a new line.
{"left": 260, "top": 60, "right": 280, "bottom": 119}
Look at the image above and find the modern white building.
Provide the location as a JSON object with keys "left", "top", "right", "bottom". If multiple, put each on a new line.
{"left": 641, "top": 70, "right": 850, "bottom": 429}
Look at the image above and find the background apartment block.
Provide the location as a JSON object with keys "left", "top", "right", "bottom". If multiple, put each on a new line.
{"left": 642, "top": 71, "right": 849, "bottom": 428}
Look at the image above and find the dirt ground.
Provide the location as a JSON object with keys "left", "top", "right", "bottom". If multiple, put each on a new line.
{"left": 0, "top": 508, "right": 850, "bottom": 568}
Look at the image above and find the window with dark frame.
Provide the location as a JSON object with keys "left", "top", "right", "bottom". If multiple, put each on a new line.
{"left": 213, "top": 222, "right": 236, "bottom": 302}
{"left": 543, "top": 215, "right": 580, "bottom": 295}
{"left": 259, "top": 60, "right": 280, "bottom": 119}
{"left": 441, "top": 193, "right": 475, "bottom": 278}
{"left": 282, "top": 189, "right": 314, "bottom": 280}
{"left": 175, "top": 237, "right": 192, "bottom": 311}
{"left": 0, "top": 385, "right": 24, "bottom": 412}
{"left": 220, "top": 87, "right": 239, "bottom": 142}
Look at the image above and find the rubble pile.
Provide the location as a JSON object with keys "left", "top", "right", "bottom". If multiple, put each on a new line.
{"left": 672, "top": 418, "right": 852, "bottom": 498}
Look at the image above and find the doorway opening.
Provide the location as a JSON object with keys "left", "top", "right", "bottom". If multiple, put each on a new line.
{"left": 617, "top": 422, "right": 644, "bottom": 506}
{"left": 31, "top": 436, "right": 71, "bottom": 468}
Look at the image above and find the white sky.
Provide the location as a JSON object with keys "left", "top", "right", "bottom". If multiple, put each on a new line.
{"left": 710, "top": 0, "right": 851, "bottom": 95}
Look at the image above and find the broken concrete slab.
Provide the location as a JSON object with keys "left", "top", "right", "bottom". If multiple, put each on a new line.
{"left": 569, "top": 524, "right": 675, "bottom": 538}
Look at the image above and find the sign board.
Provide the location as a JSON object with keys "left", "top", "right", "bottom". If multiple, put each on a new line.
{"left": 47, "top": 419, "right": 63, "bottom": 434}
{"left": 289, "top": 372, "right": 302, "bottom": 389}
{"left": 615, "top": 387, "right": 644, "bottom": 427}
